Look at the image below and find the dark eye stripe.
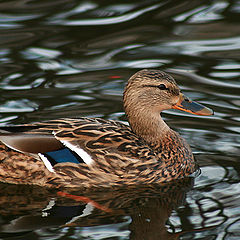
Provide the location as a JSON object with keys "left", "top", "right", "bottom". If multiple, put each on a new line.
{"left": 142, "top": 84, "right": 169, "bottom": 90}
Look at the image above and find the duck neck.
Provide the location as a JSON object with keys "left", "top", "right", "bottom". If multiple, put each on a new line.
{"left": 126, "top": 108, "right": 171, "bottom": 144}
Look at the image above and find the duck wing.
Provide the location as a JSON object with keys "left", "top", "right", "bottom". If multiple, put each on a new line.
{"left": 0, "top": 118, "right": 156, "bottom": 172}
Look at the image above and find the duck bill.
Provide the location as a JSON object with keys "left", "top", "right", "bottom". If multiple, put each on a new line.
{"left": 172, "top": 93, "right": 213, "bottom": 116}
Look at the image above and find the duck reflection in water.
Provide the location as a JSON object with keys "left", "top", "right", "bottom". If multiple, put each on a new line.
{"left": 0, "top": 178, "right": 203, "bottom": 240}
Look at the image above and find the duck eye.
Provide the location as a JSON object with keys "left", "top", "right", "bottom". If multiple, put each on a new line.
{"left": 158, "top": 84, "right": 168, "bottom": 90}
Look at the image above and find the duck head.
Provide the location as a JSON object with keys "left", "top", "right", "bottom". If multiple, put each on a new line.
{"left": 123, "top": 69, "right": 213, "bottom": 141}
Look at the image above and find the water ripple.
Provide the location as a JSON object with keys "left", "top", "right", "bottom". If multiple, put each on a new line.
{"left": 48, "top": 3, "right": 163, "bottom": 26}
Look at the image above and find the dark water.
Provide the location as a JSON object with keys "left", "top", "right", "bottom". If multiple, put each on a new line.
{"left": 0, "top": 0, "right": 240, "bottom": 239}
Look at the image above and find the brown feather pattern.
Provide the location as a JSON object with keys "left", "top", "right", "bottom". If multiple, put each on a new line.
{"left": 0, "top": 117, "right": 196, "bottom": 189}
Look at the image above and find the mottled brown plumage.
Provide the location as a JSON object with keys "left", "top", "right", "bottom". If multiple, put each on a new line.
{"left": 0, "top": 69, "right": 213, "bottom": 189}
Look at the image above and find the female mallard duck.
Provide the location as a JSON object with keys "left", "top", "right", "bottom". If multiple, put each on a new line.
{"left": 0, "top": 69, "right": 213, "bottom": 189}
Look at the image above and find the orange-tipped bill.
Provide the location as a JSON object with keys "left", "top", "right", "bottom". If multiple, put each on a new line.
{"left": 173, "top": 93, "right": 213, "bottom": 116}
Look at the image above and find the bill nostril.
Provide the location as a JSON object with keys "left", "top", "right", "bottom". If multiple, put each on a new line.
{"left": 184, "top": 97, "right": 191, "bottom": 102}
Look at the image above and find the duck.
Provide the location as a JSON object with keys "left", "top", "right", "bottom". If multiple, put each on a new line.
{"left": 0, "top": 69, "right": 213, "bottom": 189}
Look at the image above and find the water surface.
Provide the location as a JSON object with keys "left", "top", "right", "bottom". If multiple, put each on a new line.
{"left": 0, "top": 0, "right": 240, "bottom": 239}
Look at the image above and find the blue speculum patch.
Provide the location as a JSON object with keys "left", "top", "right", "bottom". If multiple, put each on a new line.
{"left": 44, "top": 148, "right": 82, "bottom": 165}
